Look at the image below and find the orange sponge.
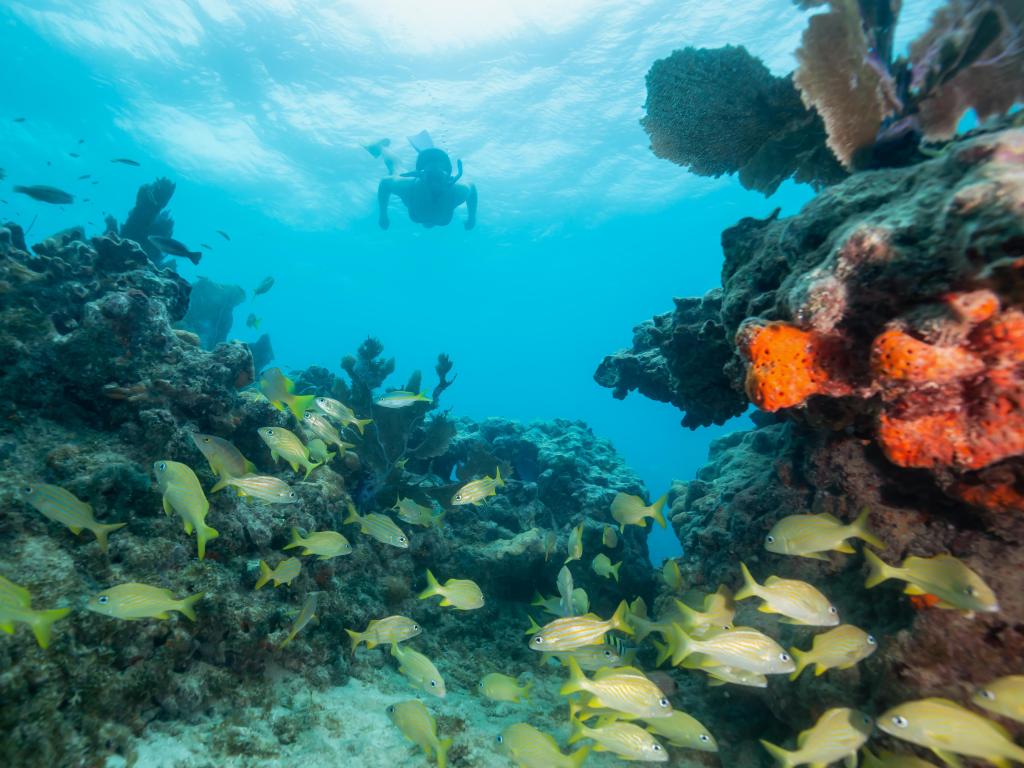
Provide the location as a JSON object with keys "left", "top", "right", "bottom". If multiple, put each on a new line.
{"left": 871, "top": 329, "right": 983, "bottom": 384}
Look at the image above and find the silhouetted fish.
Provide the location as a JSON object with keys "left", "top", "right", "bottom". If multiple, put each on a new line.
{"left": 68, "top": 152, "right": 80, "bottom": 158}
{"left": 78, "top": 139, "right": 85, "bottom": 144}
{"left": 111, "top": 158, "right": 140, "bottom": 166}
{"left": 0, "top": 168, "right": 5, "bottom": 181}
{"left": 78, "top": 174, "right": 91, "bottom": 180}
{"left": 13, "top": 117, "right": 25, "bottom": 123}
{"left": 254, "top": 276, "right": 275, "bottom": 295}
{"left": 216, "top": 230, "right": 231, "bottom": 241}
{"left": 199, "top": 243, "right": 212, "bottom": 250}
{"left": 13, "top": 185, "right": 74, "bottom": 205}
{"left": 148, "top": 236, "right": 202, "bottom": 265}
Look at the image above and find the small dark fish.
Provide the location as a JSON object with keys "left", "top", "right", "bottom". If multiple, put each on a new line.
{"left": 1, "top": 200, "right": 7, "bottom": 205}
{"left": 199, "top": 243, "right": 212, "bottom": 250}
{"left": 83, "top": 198, "right": 91, "bottom": 203}
{"left": 68, "top": 152, "right": 80, "bottom": 158}
{"left": 13, "top": 117, "right": 25, "bottom": 123}
{"left": 0, "top": 168, "right": 5, "bottom": 180}
{"left": 78, "top": 139, "right": 85, "bottom": 144}
{"left": 13, "top": 185, "right": 74, "bottom": 205}
{"left": 111, "top": 158, "right": 140, "bottom": 167}
{"left": 246, "top": 313, "right": 261, "bottom": 329}
{"left": 216, "top": 230, "right": 231, "bottom": 241}
{"left": 148, "top": 236, "right": 202, "bottom": 266}
{"left": 91, "top": 181, "right": 99, "bottom": 185}
{"left": 78, "top": 174, "right": 91, "bottom": 180}
{"left": 253, "top": 276, "right": 275, "bottom": 296}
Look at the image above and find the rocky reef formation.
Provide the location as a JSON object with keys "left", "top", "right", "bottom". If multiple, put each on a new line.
{"left": 0, "top": 219, "right": 655, "bottom": 765}
{"left": 603, "top": 125, "right": 1024, "bottom": 763}
{"left": 177, "top": 276, "right": 246, "bottom": 349}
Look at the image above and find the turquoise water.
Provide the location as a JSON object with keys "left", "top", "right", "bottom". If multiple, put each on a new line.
{"left": 0, "top": 1, "right": 942, "bottom": 567}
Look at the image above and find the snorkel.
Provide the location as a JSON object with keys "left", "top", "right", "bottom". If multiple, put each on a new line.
{"left": 401, "top": 148, "right": 463, "bottom": 188}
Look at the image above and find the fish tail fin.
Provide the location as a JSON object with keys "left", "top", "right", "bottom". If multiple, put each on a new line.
{"left": 343, "top": 503, "right": 360, "bottom": 526}
{"left": 568, "top": 746, "right": 590, "bottom": 768}
{"left": 244, "top": 460, "right": 258, "bottom": 474}
{"left": 283, "top": 527, "right": 302, "bottom": 550}
{"left": 610, "top": 561, "right": 622, "bottom": 583}
{"left": 653, "top": 637, "right": 672, "bottom": 667}
{"left": 559, "top": 657, "right": 586, "bottom": 696}
{"left": 567, "top": 699, "right": 584, "bottom": 743}
{"left": 288, "top": 394, "right": 316, "bottom": 421}
{"left": 650, "top": 493, "right": 668, "bottom": 528}
{"left": 418, "top": 569, "right": 442, "bottom": 600}
{"left": 524, "top": 614, "right": 543, "bottom": 636}
{"left": 436, "top": 737, "right": 452, "bottom": 768}
{"left": 197, "top": 525, "right": 219, "bottom": 561}
{"left": 353, "top": 418, "right": 372, "bottom": 434}
{"left": 759, "top": 739, "right": 795, "bottom": 768}
{"left": 29, "top": 608, "right": 70, "bottom": 649}
{"left": 670, "top": 625, "right": 695, "bottom": 666}
{"left": 178, "top": 592, "right": 204, "bottom": 621}
{"left": 735, "top": 562, "right": 759, "bottom": 601}
{"left": 210, "top": 478, "right": 229, "bottom": 494}
{"left": 521, "top": 680, "right": 533, "bottom": 701}
{"left": 850, "top": 507, "right": 885, "bottom": 550}
{"left": 788, "top": 647, "right": 808, "bottom": 681}
{"left": 302, "top": 461, "right": 321, "bottom": 480}
{"left": 92, "top": 522, "right": 127, "bottom": 554}
{"left": 610, "top": 600, "right": 633, "bottom": 637}
{"left": 255, "top": 560, "right": 272, "bottom": 590}
{"left": 864, "top": 548, "right": 895, "bottom": 589}
{"left": 494, "top": 466, "right": 505, "bottom": 486}
{"left": 344, "top": 628, "right": 363, "bottom": 655}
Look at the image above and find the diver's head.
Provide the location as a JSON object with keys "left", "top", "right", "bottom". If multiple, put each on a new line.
{"left": 416, "top": 147, "right": 453, "bottom": 188}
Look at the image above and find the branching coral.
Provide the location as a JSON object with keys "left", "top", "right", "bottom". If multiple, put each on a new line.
{"left": 642, "top": 45, "right": 845, "bottom": 195}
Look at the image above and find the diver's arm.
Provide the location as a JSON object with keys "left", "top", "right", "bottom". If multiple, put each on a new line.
{"left": 377, "top": 178, "right": 394, "bottom": 229}
{"left": 464, "top": 183, "right": 477, "bottom": 230}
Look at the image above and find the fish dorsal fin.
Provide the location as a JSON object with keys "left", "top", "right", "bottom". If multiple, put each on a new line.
{"left": 819, "top": 513, "right": 841, "bottom": 524}
{"left": 595, "top": 665, "right": 646, "bottom": 680}
{"left": 581, "top": 613, "right": 601, "bottom": 621}
{"left": 764, "top": 576, "right": 783, "bottom": 586}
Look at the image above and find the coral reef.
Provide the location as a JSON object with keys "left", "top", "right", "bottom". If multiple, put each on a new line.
{"left": 114, "top": 177, "right": 177, "bottom": 267}
{"left": 603, "top": 125, "right": 1024, "bottom": 762}
{"left": 0, "top": 221, "right": 655, "bottom": 765}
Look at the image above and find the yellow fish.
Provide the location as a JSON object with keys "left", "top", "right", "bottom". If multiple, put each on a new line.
{"left": 610, "top": 491, "right": 667, "bottom": 531}
{"left": 391, "top": 642, "right": 446, "bottom": 697}
{"left": 568, "top": 703, "right": 668, "bottom": 762}
{"left": 662, "top": 560, "right": 682, "bottom": 591}
{"left": 878, "top": 698, "right": 1024, "bottom": 766}
{"left": 283, "top": 528, "right": 352, "bottom": 560}
{"left": 418, "top": 569, "right": 484, "bottom": 610}
{"left": 591, "top": 554, "right": 621, "bottom": 582}
{"left": 387, "top": 699, "right": 452, "bottom": 768}
{"left": 864, "top": 549, "right": 999, "bottom": 614}
{"left": 602, "top": 526, "right": 619, "bottom": 548}
{"left": 301, "top": 411, "right": 355, "bottom": 455}
{"left": 565, "top": 522, "right": 583, "bottom": 565}
{"left": 153, "top": 460, "right": 218, "bottom": 559}
{"left": 87, "top": 582, "right": 203, "bottom": 621}
{"left": 479, "top": 672, "right": 532, "bottom": 703}
{"left": 278, "top": 593, "right": 317, "bottom": 649}
{"left": 343, "top": 504, "right": 408, "bottom": 548}
{"left": 789, "top": 624, "right": 877, "bottom": 679}
{"left": 394, "top": 497, "right": 444, "bottom": 529}
{"left": 346, "top": 615, "right": 421, "bottom": 653}
{"left": 306, "top": 438, "right": 336, "bottom": 465}
{"left": 497, "top": 723, "right": 590, "bottom": 768}
{"left": 765, "top": 508, "right": 884, "bottom": 559}
{"left": 313, "top": 396, "right": 372, "bottom": 434}
{"left": 736, "top": 562, "right": 839, "bottom": 626}
{"left": 861, "top": 747, "right": 940, "bottom": 767}
{"left": 18, "top": 483, "right": 126, "bottom": 554}
{"left": 561, "top": 658, "right": 672, "bottom": 719}
{"left": 974, "top": 675, "right": 1024, "bottom": 723}
{"left": 693, "top": 660, "right": 768, "bottom": 688}
{"left": 548, "top": 644, "right": 625, "bottom": 671}
{"left": 625, "top": 598, "right": 670, "bottom": 644}
{"left": 451, "top": 467, "right": 504, "bottom": 506}
{"left": 529, "top": 601, "right": 632, "bottom": 652}
{"left": 645, "top": 710, "right": 717, "bottom": 751}
{"left": 668, "top": 588, "right": 735, "bottom": 638}
{"left": 669, "top": 625, "right": 795, "bottom": 674}
{"left": 376, "top": 390, "right": 431, "bottom": 408}
{"left": 189, "top": 433, "right": 256, "bottom": 478}
{"left": 0, "top": 575, "right": 70, "bottom": 648}
{"left": 210, "top": 474, "right": 299, "bottom": 503}
{"left": 543, "top": 530, "right": 558, "bottom": 562}
{"left": 257, "top": 426, "right": 320, "bottom": 478}
{"left": 532, "top": 592, "right": 562, "bottom": 617}
{"left": 761, "top": 708, "right": 873, "bottom": 768}
{"left": 255, "top": 557, "right": 301, "bottom": 589}
{"left": 259, "top": 367, "right": 316, "bottom": 420}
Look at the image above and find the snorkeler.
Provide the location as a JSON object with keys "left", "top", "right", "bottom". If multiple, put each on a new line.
{"left": 370, "top": 132, "right": 477, "bottom": 231}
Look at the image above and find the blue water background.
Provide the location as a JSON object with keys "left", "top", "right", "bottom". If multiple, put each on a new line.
{"left": 0, "top": 2, "right": 944, "bottom": 564}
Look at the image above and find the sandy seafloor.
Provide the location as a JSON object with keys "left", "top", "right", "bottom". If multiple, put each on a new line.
{"left": 105, "top": 660, "right": 708, "bottom": 768}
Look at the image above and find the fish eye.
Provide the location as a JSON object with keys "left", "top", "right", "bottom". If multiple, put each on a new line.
{"left": 722, "top": 624, "right": 732, "bottom": 630}
{"left": 412, "top": 624, "right": 420, "bottom": 631}
{"left": 828, "top": 606, "right": 837, "bottom": 614}
{"left": 203, "top": 437, "right": 211, "bottom": 443}
{"left": 532, "top": 636, "right": 544, "bottom": 646}
{"left": 964, "top": 586, "right": 975, "bottom": 596}
{"left": 603, "top": 649, "right": 613, "bottom": 658}
{"left": 386, "top": 705, "right": 394, "bottom": 714}
{"left": 658, "top": 697, "right": 670, "bottom": 708}
{"left": 98, "top": 595, "right": 109, "bottom": 604}
{"left": 289, "top": 492, "right": 297, "bottom": 498}
{"left": 867, "top": 634, "right": 877, "bottom": 645}
{"left": 455, "top": 494, "right": 462, "bottom": 501}
{"left": 21, "top": 485, "right": 33, "bottom": 494}
{"left": 779, "top": 653, "right": 791, "bottom": 662}
{"left": 495, "top": 735, "right": 503, "bottom": 744}
{"left": 652, "top": 744, "right": 663, "bottom": 752}
{"left": 980, "top": 689, "right": 996, "bottom": 701}
{"left": 699, "top": 734, "right": 710, "bottom": 743}
{"left": 267, "top": 428, "right": 275, "bottom": 435}
{"left": 157, "top": 462, "right": 167, "bottom": 471}
{"left": 862, "top": 715, "right": 872, "bottom": 725}
{"left": 430, "top": 680, "right": 437, "bottom": 687}
{"left": 891, "top": 715, "right": 908, "bottom": 728}
{"left": 765, "top": 535, "right": 775, "bottom": 544}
